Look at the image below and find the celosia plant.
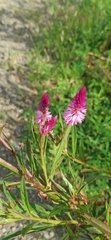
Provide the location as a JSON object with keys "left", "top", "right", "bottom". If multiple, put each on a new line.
{"left": 36, "top": 93, "right": 57, "bottom": 135}
{"left": 63, "top": 86, "right": 87, "bottom": 125}
{"left": 0, "top": 87, "right": 111, "bottom": 240}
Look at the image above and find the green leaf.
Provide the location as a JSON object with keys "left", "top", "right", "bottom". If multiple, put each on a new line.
{"left": 31, "top": 117, "right": 40, "bottom": 148}
{"left": 59, "top": 113, "right": 64, "bottom": 132}
{"left": 3, "top": 172, "right": 15, "bottom": 180}
{"left": 32, "top": 126, "right": 38, "bottom": 145}
{"left": 48, "top": 204, "right": 69, "bottom": 218}
{"left": 61, "top": 171, "right": 74, "bottom": 195}
{"left": 32, "top": 223, "right": 53, "bottom": 232}
{"left": 3, "top": 135, "right": 15, "bottom": 153}
{"left": 1, "top": 230, "right": 21, "bottom": 240}
{"left": 16, "top": 151, "right": 27, "bottom": 180}
{"left": 79, "top": 139, "right": 84, "bottom": 160}
{"left": 83, "top": 213, "right": 111, "bottom": 237}
{"left": 0, "top": 124, "right": 6, "bottom": 135}
{"left": 50, "top": 125, "right": 71, "bottom": 179}
{"left": 26, "top": 139, "right": 38, "bottom": 175}
{"left": 46, "top": 191, "right": 63, "bottom": 203}
{"left": 30, "top": 203, "right": 49, "bottom": 217}
{"left": 0, "top": 136, "right": 12, "bottom": 152}
{"left": 72, "top": 125, "right": 77, "bottom": 157}
{"left": 60, "top": 233, "right": 69, "bottom": 240}
{"left": 3, "top": 183, "right": 24, "bottom": 212}
{"left": 75, "top": 177, "right": 85, "bottom": 195}
{"left": 17, "top": 150, "right": 26, "bottom": 173}
{"left": 0, "top": 197, "right": 9, "bottom": 207}
{"left": 106, "top": 201, "right": 111, "bottom": 226}
{"left": 26, "top": 139, "right": 32, "bottom": 163}
{"left": 20, "top": 177, "right": 31, "bottom": 214}
{"left": 29, "top": 204, "right": 39, "bottom": 217}
{"left": 65, "top": 224, "right": 75, "bottom": 238}
{"left": 51, "top": 180, "right": 70, "bottom": 198}
{"left": 0, "top": 158, "right": 20, "bottom": 175}
{"left": 0, "top": 218, "right": 21, "bottom": 225}
{"left": 21, "top": 222, "right": 36, "bottom": 236}
{"left": 68, "top": 162, "right": 77, "bottom": 179}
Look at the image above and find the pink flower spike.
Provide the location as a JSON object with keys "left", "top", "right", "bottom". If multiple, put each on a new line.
{"left": 38, "top": 93, "right": 50, "bottom": 111}
{"left": 41, "top": 116, "right": 58, "bottom": 135}
{"left": 36, "top": 93, "right": 52, "bottom": 125}
{"left": 63, "top": 86, "right": 87, "bottom": 125}
{"left": 36, "top": 109, "right": 52, "bottom": 125}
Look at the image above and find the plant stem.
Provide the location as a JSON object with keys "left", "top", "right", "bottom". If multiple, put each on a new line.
{"left": 65, "top": 152, "right": 111, "bottom": 176}
{"left": 40, "top": 135, "right": 48, "bottom": 187}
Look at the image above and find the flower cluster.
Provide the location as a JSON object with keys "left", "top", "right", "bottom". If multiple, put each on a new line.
{"left": 63, "top": 86, "right": 87, "bottom": 125}
{"left": 36, "top": 87, "right": 87, "bottom": 135}
{"left": 36, "top": 93, "right": 57, "bottom": 135}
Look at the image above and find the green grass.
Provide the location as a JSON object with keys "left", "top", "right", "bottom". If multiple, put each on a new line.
{"left": 23, "top": 0, "right": 111, "bottom": 195}
{"left": 0, "top": 112, "right": 8, "bottom": 120}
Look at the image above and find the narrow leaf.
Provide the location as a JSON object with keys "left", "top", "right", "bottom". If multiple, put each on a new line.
{"left": 1, "top": 230, "right": 21, "bottom": 240}
{"left": 0, "top": 218, "right": 21, "bottom": 225}
{"left": 60, "top": 233, "right": 69, "bottom": 240}
{"left": 106, "top": 201, "right": 111, "bottom": 226}
{"left": 26, "top": 139, "right": 38, "bottom": 175}
{"left": 51, "top": 179, "right": 70, "bottom": 198}
{"left": 65, "top": 224, "right": 75, "bottom": 238}
{"left": 59, "top": 113, "right": 64, "bottom": 131}
{"left": 20, "top": 177, "right": 31, "bottom": 214}
{"left": 30, "top": 203, "right": 48, "bottom": 217}
{"left": 79, "top": 139, "right": 84, "bottom": 160}
{"left": 0, "top": 137, "right": 12, "bottom": 152}
{"left": 3, "top": 183, "right": 24, "bottom": 212}
{"left": 0, "top": 197, "right": 9, "bottom": 207}
{"left": 0, "top": 124, "right": 6, "bottom": 135}
{"left": 50, "top": 125, "right": 71, "bottom": 179}
{"left": 0, "top": 158, "right": 20, "bottom": 175}
{"left": 72, "top": 125, "right": 77, "bottom": 157}
{"left": 61, "top": 171, "right": 74, "bottom": 195}
{"left": 21, "top": 222, "right": 36, "bottom": 236}
{"left": 0, "top": 135, "right": 17, "bottom": 159}
{"left": 32, "top": 223, "right": 53, "bottom": 231}
{"left": 48, "top": 205, "right": 69, "bottom": 218}
{"left": 83, "top": 213, "right": 111, "bottom": 237}
{"left": 31, "top": 118, "right": 39, "bottom": 147}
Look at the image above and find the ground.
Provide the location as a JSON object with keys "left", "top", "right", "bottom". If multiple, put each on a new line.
{"left": 0, "top": 0, "right": 62, "bottom": 239}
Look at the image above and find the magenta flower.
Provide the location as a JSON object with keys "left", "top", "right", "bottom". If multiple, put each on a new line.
{"left": 36, "top": 93, "right": 52, "bottom": 125}
{"left": 38, "top": 93, "right": 50, "bottom": 111}
{"left": 36, "top": 93, "right": 57, "bottom": 135}
{"left": 41, "top": 116, "right": 58, "bottom": 135}
{"left": 36, "top": 109, "right": 52, "bottom": 125}
{"left": 63, "top": 86, "right": 87, "bottom": 125}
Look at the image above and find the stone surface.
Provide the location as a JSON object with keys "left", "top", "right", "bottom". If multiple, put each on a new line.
{"left": 0, "top": 0, "right": 62, "bottom": 239}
